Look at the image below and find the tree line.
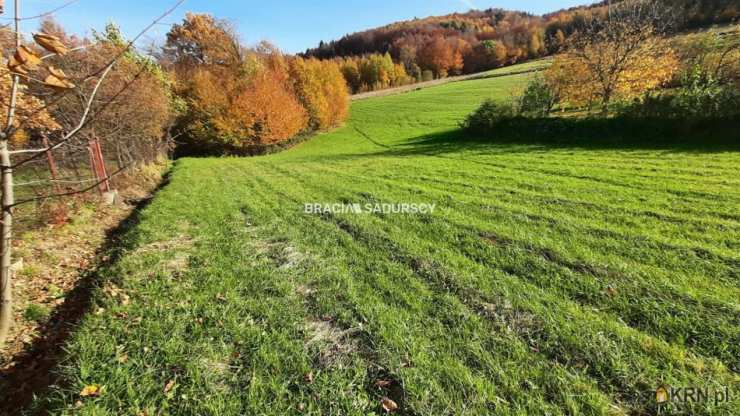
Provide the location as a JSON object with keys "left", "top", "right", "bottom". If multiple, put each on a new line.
{"left": 162, "top": 14, "right": 349, "bottom": 155}
{"left": 305, "top": 1, "right": 738, "bottom": 93}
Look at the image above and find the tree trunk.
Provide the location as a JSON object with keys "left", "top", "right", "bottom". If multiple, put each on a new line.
{"left": 601, "top": 90, "right": 612, "bottom": 116}
{"left": 0, "top": 141, "right": 14, "bottom": 346}
{"left": 0, "top": 0, "right": 20, "bottom": 347}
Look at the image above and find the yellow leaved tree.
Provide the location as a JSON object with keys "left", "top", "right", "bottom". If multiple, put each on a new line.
{"left": 545, "top": 0, "right": 680, "bottom": 114}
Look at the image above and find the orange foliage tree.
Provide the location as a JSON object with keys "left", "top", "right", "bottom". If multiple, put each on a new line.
{"left": 289, "top": 57, "right": 349, "bottom": 130}
{"left": 183, "top": 60, "right": 308, "bottom": 150}
{"left": 417, "top": 36, "right": 456, "bottom": 78}
{"left": 166, "top": 13, "right": 349, "bottom": 154}
{"left": 166, "top": 13, "right": 353, "bottom": 154}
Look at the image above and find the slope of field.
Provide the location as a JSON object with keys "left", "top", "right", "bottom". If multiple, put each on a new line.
{"left": 29, "top": 64, "right": 739, "bottom": 415}
{"left": 351, "top": 59, "right": 550, "bottom": 101}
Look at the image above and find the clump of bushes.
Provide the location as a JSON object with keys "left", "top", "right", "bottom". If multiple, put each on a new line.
{"left": 459, "top": 99, "right": 516, "bottom": 133}
{"left": 461, "top": 75, "right": 560, "bottom": 133}
{"left": 617, "top": 67, "right": 740, "bottom": 120}
{"left": 673, "top": 67, "right": 740, "bottom": 118}
{"left": 514, "top": 76, "right": 558, "bottom": 117}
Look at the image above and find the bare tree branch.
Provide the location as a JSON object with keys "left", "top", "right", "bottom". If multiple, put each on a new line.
{"left": 12, "top": 62, "right": 150, "bottom": 168}
{"left": 9, "top": 63, "right": 113, "bottom": 167}
{"left": 8, "top": 148, "right": 47, "bottom": 154}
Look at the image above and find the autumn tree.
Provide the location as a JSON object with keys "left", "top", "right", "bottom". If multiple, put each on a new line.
{"left": 164, "top": 12, "right": 242, "bottom": 70}
{"left": 339, "top": 58, "right": 362, "bottom": 93}
{"left": 418, "top": 36, "right": 455, "bottom": 78}
{"left": 465, "top": 40, "right": 507, "bottom": 72}
{"left": 554, "top": 0, "right": 680, "bottom": 114}
{"left": 187, "top": 66, "right": 308, "bottom": 149}
{"left": 48, "top": 23, "right": 174, "bottom": 167}
{"left": 289, "top": 57, "right": 348, "bottom": 130}
{"left": 166, "top": 13, "right": 350, "bottom": 154}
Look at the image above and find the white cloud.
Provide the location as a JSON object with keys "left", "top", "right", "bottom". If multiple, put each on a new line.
{"left": 457, "top": 0, "right": 476, "bottom": 9}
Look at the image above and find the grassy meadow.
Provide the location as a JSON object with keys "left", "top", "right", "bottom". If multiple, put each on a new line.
{"left": 33, "top": 64, "right": 739, "bottom": 415}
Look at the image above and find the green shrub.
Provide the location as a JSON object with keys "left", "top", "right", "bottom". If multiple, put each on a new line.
{"left": 515, "top": 76, "right": 558, "bottom": 117}
{"left": 616, "top": 94, "right": 680, "bottom": 119}
{"left": 618, "top": 66, "right": 740, "bottom": 120}
{"left": 673, "top": 67, "right": 740, "bottom": 118}
{"left": 460, "top": 99, "right": 516, "bottom": 132}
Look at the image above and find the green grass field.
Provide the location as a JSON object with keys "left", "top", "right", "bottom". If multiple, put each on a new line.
{"left": 33, "top": 65, "right": 739, "bottom": 415}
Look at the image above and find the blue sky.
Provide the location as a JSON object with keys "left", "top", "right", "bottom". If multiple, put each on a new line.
{"left": 4, "top": 0, "right": 589, "bottom": 53}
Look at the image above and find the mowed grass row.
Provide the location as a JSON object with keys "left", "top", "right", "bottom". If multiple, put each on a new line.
{"left": 36, "top": 65, "right": 739, "bottom": 415}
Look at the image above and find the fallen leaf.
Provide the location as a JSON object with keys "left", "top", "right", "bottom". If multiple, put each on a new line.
{"left": 381, "top": 397, "right": 398, "bottom": 413}
{"left": 79, "top": 384, "right": 102, "bottom": 397}
{"left": 163, "top": 379, "right": 176, "bottom": 394}
{"left": 375, "top": 379, "right": 392, "bottom": 388}
{"left": 606, "top": 285, "right": 617, "bottom": 297}
{"left": 304, "top": 372, "right": 314, "bottom": 383}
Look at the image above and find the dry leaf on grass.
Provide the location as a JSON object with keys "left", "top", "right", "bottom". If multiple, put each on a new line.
{"left": 79, "top": 384, "right": 102, "bottom": 397}
{"left": 606, "top": 285, "right": 617, "bottom": 297}
{"left": 375, "top": 379, "right": 392, "bottom": 388}
{"left": 381, "top": 397, "right": 398, "bottom": 413}
{"left": 163, "top": 379, "right": 176, "bottom": 394}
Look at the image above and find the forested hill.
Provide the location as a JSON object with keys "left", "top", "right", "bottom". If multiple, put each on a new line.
{"left": 304, "top": 0, "right": 738, "bottom": 74}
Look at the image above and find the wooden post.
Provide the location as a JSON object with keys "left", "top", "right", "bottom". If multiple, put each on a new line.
{"left": 88, "top": 141, "right": 103, "bottom": 195}
{"left": 42, "top": 136, "right": 61, "bottom": 192}
{"left": 88, "top": 139, "right": 110, "bottom": 194}
{"left": 94, "top": 139, "right": 110, "bottom": 193}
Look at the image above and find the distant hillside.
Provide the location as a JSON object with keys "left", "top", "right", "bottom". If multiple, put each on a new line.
{"left": 304, "top": 0, "right": 738, "bottom": 73}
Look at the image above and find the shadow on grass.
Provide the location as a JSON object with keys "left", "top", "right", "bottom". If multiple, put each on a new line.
{"left": 385, "top": 117, "right": 740, "bottom": 157}
{"left": 0, "top": 173, "right": 172, "bottom": 416}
